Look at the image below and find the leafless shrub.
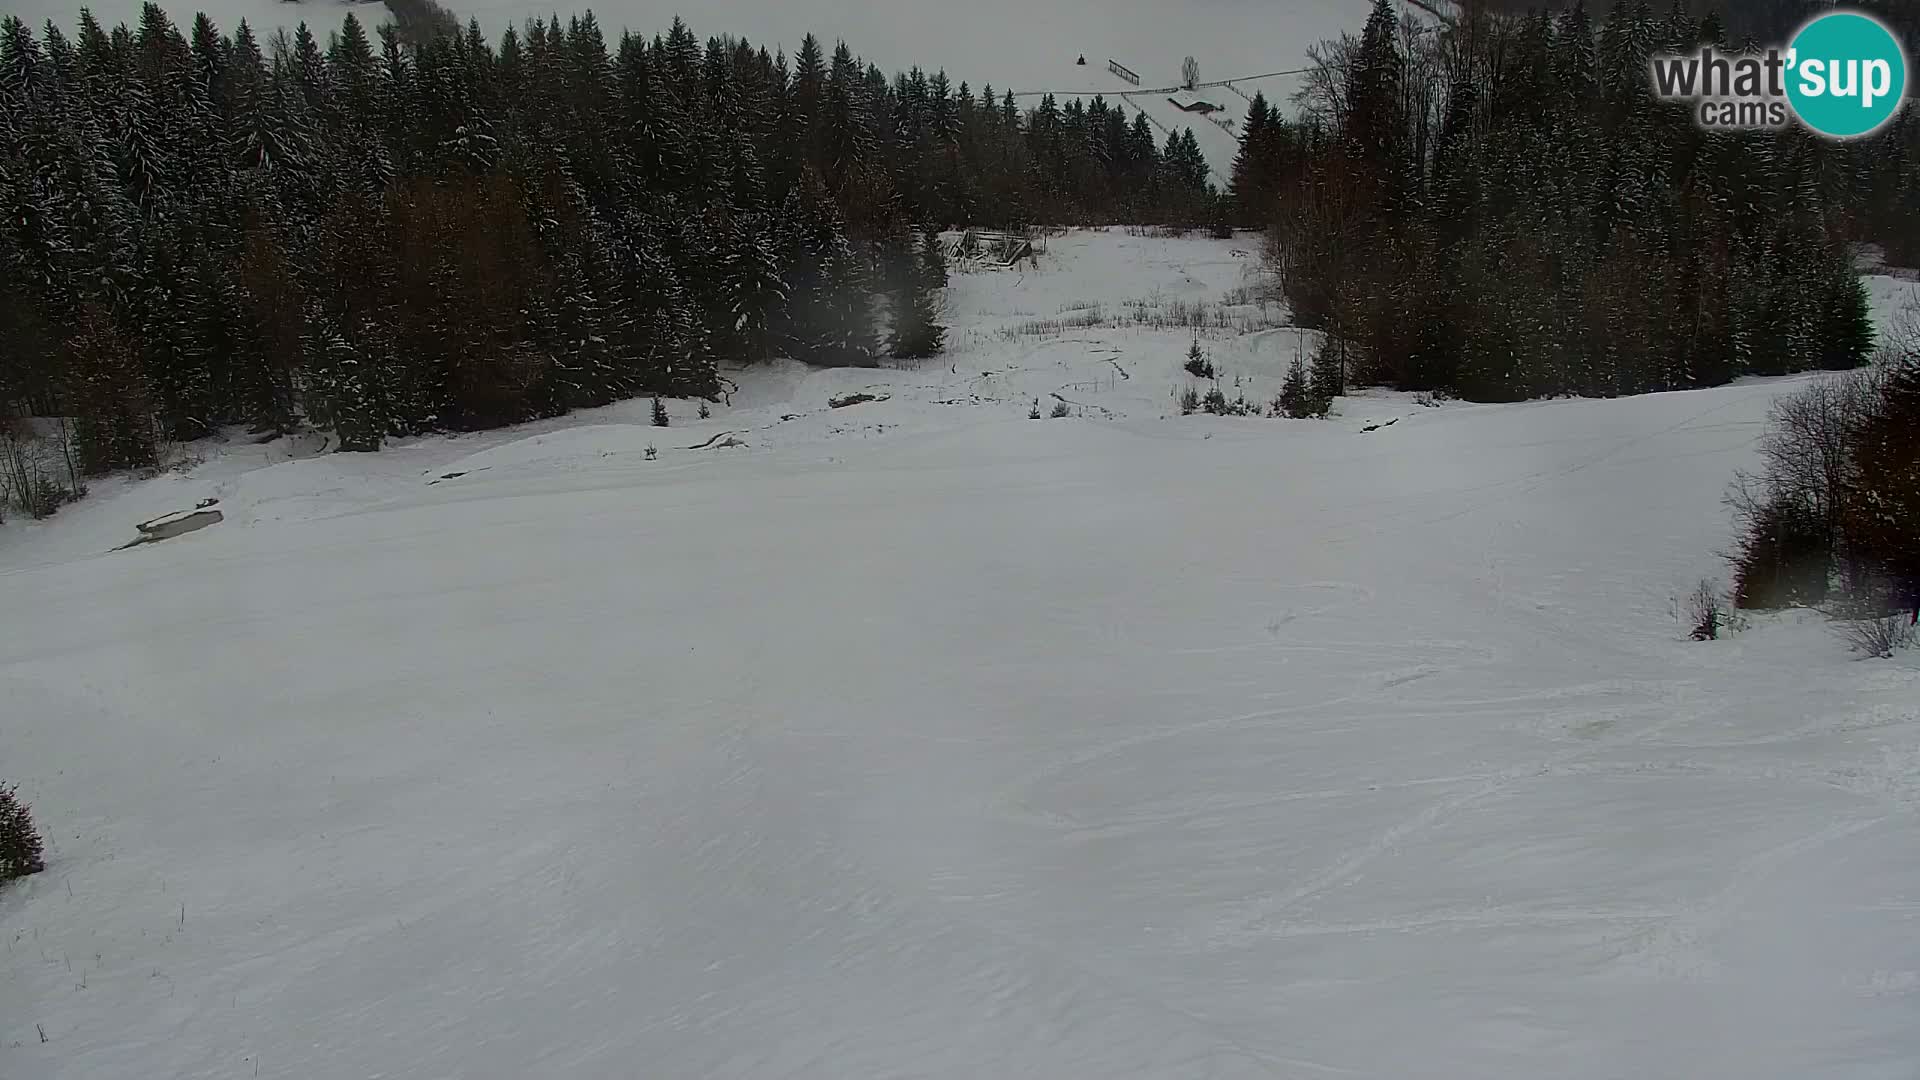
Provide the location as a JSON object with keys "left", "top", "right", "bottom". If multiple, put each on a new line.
{"left": 1, "top": 422, "right": 86, "bottom": 521}
{"left": 1728, "top": 369, "right": 1884, "bottom": 609}
{"left": 1686, "top": 579, "right": 1724, "bottom": 641}
{"left": 1001, "top": 308, "right": 1108, "bottom": 338}
{"left": 1834, "top": 614, "right": 1917, "bottom": 659}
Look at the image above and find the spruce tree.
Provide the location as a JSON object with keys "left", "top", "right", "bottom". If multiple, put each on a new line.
{"left": 1228, "top": 92, "right": 1272, "bottom": 226}
{"left": 1278, "top": 356, "right": 1312, "bottom": 418}
{"left": 1310, "top": 335, "right": 1345, "bottom": 407}
{"left": 66, "top": 306, "right": 158, "bottom": 473}
{"left": 0, "top": 782, "right": 44, "bottom": 881}
{"left": 886, "top": 232, "right": 944, "bottom": 360}
{"left": 1813, "top": 265, "right": 1875, "bottom": 372}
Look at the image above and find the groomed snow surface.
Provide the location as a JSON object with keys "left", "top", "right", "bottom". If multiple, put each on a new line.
{"left": 4, "top": 231, "right": 1919, "bottom": 1079}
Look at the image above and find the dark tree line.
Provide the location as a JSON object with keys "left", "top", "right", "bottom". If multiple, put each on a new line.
{"left": 0, "top": 4, "right": 1218, "bottom": 469}
{"left": 1237, "top": 0, "right": 1916, "bottom": 402}
{"left": 1468, "top": 0, "right": 1916, "bottom": 49}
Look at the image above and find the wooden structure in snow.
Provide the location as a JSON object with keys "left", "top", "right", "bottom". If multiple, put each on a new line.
{"left": 118, "top": 504, "right": 223, "bottom": 549}
{"left": 1107, "top": 59, "right": 1140, "bottom": 86}
{"left": 949, "top": 228, "right": 1041, "bottom": 269}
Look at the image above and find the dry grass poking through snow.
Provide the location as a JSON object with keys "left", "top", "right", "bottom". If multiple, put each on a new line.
{"left": 1001, "top": 292, "right": 1287, "bottom": 340}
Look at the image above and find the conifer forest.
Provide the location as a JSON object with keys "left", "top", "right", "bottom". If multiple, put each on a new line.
{"left": 0, "top": 0, "right": 1914, "bottom": 468}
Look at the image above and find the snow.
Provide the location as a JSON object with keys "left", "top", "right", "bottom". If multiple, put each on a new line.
{"left": 3, "top": 230, "right": 1919, "bottom": 1079}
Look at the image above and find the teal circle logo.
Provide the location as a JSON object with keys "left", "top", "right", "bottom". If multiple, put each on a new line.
{"left": 1786, "top": 12, "right": 1908, "bottom": 139}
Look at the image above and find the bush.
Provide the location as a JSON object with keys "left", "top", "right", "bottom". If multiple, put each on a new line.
{"left": 1686, "top": 579, "right": 1724, "bottom": 641}
{"left": 1730, "top": 488, "right": 1833, "bottom": 610}
{"left": 2, "top": 430, "right": 86, "bottom": 521}
{"left": 1050, "top": 400, "right": 1072, "bottom": 418}
{"left": 1178, "top": 387, "right": 1199, "bottom": 415}
{"left": 0, "top": 783, "right": 45, "bottom": 882}
{"left": 1834, "top": 614, "right": 1917, "bottom": 659}
{"left": 698, "top": 402, "right": 711, "bottom": 420}
{"left": 1727, "top": 356, "right": 1917, "bottom": 612}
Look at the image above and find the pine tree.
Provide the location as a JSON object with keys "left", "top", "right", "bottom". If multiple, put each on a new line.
{"left": 66, "top": 306, "right": 158, "bottom": 473}
{"left": 1310, "top": 333, "right": 1345, "bottom": 407}
{"left": 1183, "top": 336, "right": 1213, "bottom": 379}
{"left": 1345, "top": 0, "right": 1407, "bottom": 218}
{"left": 1228, "top": 92, "right": 1272, "bottom": 225}
{"left": 886, "top": 231, "right": 944, "bottom": 359}
{"left": 651, "top": 395, "right": 669, "bottom": 426}
{"left": 1278, "top": 356, "right": 1312, "bottom": 418}
{"left": 303, "top": 310, "right": 391, "bottom": 451}
{"left": 0, "top": 782, "right": 44, "bottom": 881}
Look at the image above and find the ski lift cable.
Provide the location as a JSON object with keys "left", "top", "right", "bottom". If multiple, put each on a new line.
{"left": 1005, "top": 66, "right": 1311, "bottom": 99}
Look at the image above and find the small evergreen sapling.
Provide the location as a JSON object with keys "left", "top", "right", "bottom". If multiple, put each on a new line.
{"left": 1050, "top": 400, "right": 1072, "bottom": 418}
{"left": 0, "top": 783, "right": 45, "bottom": 882}
{"left": 1309, "top": 340, "right": 1343, "bottom": 411}
{"left": 1183, "top": 337, "right": 1214, "bottom": 380}
{"left": 651, "top": 397, "right": 670, "bottom": 426}
{"left": 1279, "top": 357, "right": 1313, "bottom": 418}
{"left": 698, "top": 402, "right": 711, "bottom": 420}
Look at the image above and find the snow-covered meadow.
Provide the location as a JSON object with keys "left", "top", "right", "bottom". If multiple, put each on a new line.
{"left": 2, "top": 231, "right": 1918, "bottom": 1079}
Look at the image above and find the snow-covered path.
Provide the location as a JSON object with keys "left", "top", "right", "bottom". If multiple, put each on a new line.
{"left": 4, "top": 234, "right": 1919, "bottom": 1078}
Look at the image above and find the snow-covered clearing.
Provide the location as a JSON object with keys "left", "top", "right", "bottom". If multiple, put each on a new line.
{"left": 3, "top": 230, "right": 1919, "bottom": 1079}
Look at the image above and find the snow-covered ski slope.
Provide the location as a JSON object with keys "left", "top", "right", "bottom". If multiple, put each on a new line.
{"left": 4, "top": 231, "right": 1920, "bottom": 1080}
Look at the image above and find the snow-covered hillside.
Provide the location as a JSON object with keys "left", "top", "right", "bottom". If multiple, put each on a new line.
{"left": 3, "top": 231, "right": 1919, "bottom": 1079}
